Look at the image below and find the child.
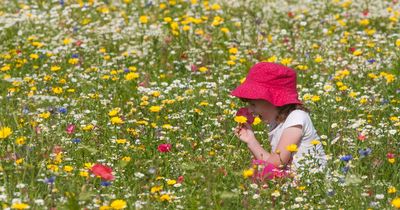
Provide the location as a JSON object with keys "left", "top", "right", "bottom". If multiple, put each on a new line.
{"left": 230, "top": 62, "right": 327, "bottom": 180}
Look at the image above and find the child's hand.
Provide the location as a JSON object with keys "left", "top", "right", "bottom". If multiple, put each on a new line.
{"left": 234, "top": 123, "right": 256, "bottom": 144}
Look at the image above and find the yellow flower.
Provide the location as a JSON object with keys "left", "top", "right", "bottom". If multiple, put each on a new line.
{"left": 83, "top": 124, "right": 94, "bottom": 131}
{"left": 52, "top": 87, "right": 63, "bottom": 94}
{"left": 388, "top": 186, "right": 397, "bottom": 194}
{"left": 111, "top": 117, "right": 124, "bottom": 125}
{"left": 29, "top": 53, "right": 39, "bottom": 59}
{"left": 68, "top": 58, "right": 79, "bottom": 65}
{"left": 392, "top": 197, "right": 400, "bottom": 208}
{"left": 353, "top": 49, "right": 363, "bottom": 56}
{"left": 139, "top": 15, "right": 148, "bottom": 24}
{"left": 286, "top": 144, "right": 298, "bottom": 152}
{"left": 116, "top": 139, "right": 127, "bottom": 144}
{"left": 79, "top": 171, "right": 89, "bottom": 177}
{"left": 199, "top": 67, "right": 208, "bottom": 73}
{"left": 229, "top": 47, "right": 238, "bottom": 54}
{"left": 396, "top": 39, "right": 400, "bottom": 47}
{"left": 253, "top": 117, "right": 261, "bottom": 125}
{"left": 151, "top": 185, "right": 163, "bottom": 193}
{"left": 122, "top": 156, "right": 131, "bottom": 162}
{"left": 388, "top": 158, "right": 395, "bottom": 164}
{"left": 108, "top": 108, "right": 120, "bottom": 117}
{"left": 234, "top": 116, "right": 247, "bottom": 124}
{"left": 11, "top": 202, "right": 30, "bottom": 209}
{"left": 110, "top": 199, "right": 127, "bottom": 209}
{"left": 314, "top": 55, "right": 323, "bottom": 63}
{"left": 51, "top": 65, "right": 61, "bottom": 71}
{"left": 311, "top": 95, "right": 321, "bottom": 102}
{"left": 0, "top": 127, "right": 12, "bottom": 139}
{"left": 243, "top": 168, "right": 254, "bottom": 178}
{"left": 167, "top": 179, "right": 176, "bottom": 185}
{"left": 15, "top": 136, "right": 26, "bottom": 145}
{"left": 160, "top": 194, "right": 171, "bottom": 202}
{"left": 311, "top": 139, "right": 321, "bottom": 145}
{"left": 38, "top": 112, "right": 51, "bottom": 119}
{"left": 63, "top": 165, "right": 73, "bottom": 172}
{"left": 149, "top": 106, "right": 162, "bottom": 112}
{"left": 125, "top": 72, "right": 139, "bottom": 80}
{"left": 280, "top": 58, "right": 292, "bottom": 66}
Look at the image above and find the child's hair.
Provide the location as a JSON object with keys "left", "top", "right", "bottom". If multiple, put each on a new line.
{"left": 239, "top": 98, "right": 310, "bottom": 124}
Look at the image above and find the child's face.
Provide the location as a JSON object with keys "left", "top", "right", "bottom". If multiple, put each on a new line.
{"left": 246, "top": 99, "right": 278, "bottom": 123}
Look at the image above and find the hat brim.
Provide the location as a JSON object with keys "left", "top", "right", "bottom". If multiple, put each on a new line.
{"left": 230, "top": 81, "right": 303, "bottom": 106}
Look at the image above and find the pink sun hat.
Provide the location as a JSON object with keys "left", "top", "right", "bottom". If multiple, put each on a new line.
{"left": 230, "top": 62, "right": 303, "bottom": 106}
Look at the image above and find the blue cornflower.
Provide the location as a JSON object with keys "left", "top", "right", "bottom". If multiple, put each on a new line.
{"left": 358, "top": 148, "right": 372, "bottom": 157}
{"left": 58, "top": 107, "right": 67, "bottom": 114}
{"left": 45, "top": 176, "right": 56, "bottom": 184}
{"left": 341, "top": 166, "right": 350, "bottom": 173}
{"left": 101, "top": 181, "right": 111, "bottom": 186}
{"left": 340, "top": 155, "right": 352, "bottom": 162}
{"left": 72, "top": 54, "right": 79, "bottom": 58}
{"left": 367, "top": 59, "right": 376, "bottom": 64}
{"left": 72, "top": 138, "right": 81, "bottom": 143}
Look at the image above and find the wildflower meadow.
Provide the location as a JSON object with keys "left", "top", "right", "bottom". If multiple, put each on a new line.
{"left": 0, "top": 0, "right": 399, "bottom": 209}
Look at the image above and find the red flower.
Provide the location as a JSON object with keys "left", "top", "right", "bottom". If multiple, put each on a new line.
{"left": 177, "top": 175, "right": 184, "bottom": 183}
{"left": 357, "top": 134, "right": 366, "bottom": 141}
{"left": 90, "top": 164, "right": 115, "bottom": 181}
{"left": 235, "top": 107, "right": 255, "bottom": 124}
{"left": 157, "top": 144, "right": 172, "bottom": 152}
{"left": 387, "top": 153, "right": 395, "bottom": 159}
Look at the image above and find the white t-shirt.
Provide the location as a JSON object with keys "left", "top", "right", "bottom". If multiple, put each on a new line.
{"left": 268, "top": 110, "right": 327, "bottom": 172}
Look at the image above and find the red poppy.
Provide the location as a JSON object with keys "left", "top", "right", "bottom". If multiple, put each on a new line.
{"left": 235, "top": 107, "right": 255, "bottom": 124}
{"left": 157, "top": 144, "right": 172, "bottom": 152}
{"left": 90, "top": 164, "right": 115, "bottom": 181}
{"left": 177, "top": 175, "right": 184, "bottom": 183}
{"left": 357, "top": 134, "right": 366, "bottom": 141}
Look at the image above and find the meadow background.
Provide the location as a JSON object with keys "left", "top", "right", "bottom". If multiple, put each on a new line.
{"left": 0, "top": 0, "right": 399, "bottom": 209}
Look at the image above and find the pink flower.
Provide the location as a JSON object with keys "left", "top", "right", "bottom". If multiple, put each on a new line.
{"left": 90, "top": 164, "right": 115, "bottom": 181}
{"left": 357, "top": 134, "right": 366, "bottom": 141}
{"left": 387, "top": 153, "right": 395, "bottom": 159}
{"left": 177, "top": 175, "right": 184, "bottom": 183}
{"left": 66, "top": 124, "right": 75, "bottom": 135}
{"left": 190, "top": 64, "right": 198, "bottom": 72}
{"left": 52, "top": 145, "right": 62, "bottom": 154}
{"left": 235, "top": 107, "right": 255, "bottom": 124}
{"left": 157, "top": 144, "right": 172, "bottom": 153}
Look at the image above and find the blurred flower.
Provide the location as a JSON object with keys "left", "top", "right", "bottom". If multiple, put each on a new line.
{"left": 243, "top": 168, "right": 254, "bottom": 178}
{"left": 90, "top": 164, "right": 115, "bottom": 181}
{"left": 340, "top": 155, "right": 353, "bottom": 162}
{"left": 11, "top": 202, "right": 30, "bottom": 209}
{"left": 110, "top": 199, "right": 127, "bottom": 209}
{"left": 158, "top": 144, "right": 171, "bottom": 152}
{"left": 358, "top": 148, "right": 372, "bottom": 157}
{"left": 111, "top": 117, "right": 124, "bottom": 125}
{"left": 160, "top": 194, "right": 171, "bottom": 202}
{"left": 392, "top": 197, "right": 400, "bottom": 208}
{"left": 66, "top": 124, "right": 75, "bottom": 135}
{"left": 0, "top": 126, "right": 12, "bottom": 139}
{"left": 286, "top": 144, "right": 298, "bottom": 152}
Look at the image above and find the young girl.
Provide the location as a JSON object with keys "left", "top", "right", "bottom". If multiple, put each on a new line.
{"left": 230, "top": 62, "right": 327, "bottom": 179}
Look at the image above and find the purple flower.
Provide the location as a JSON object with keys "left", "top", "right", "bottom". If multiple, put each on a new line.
{"left": 58, "top": 107, "right": 67, "bottom": 114}
{"left": 358, "top": 148, "right": 372, "bottom": 157}
{"left": 101, "top": 181, "right": 111, "bottom": 186}
{"left": 367, "top": 59, "right": 376, "bottom": 64}
{"left": 72, "top": 138, "right": 81, "bottom": 143}
{"left": 340, "top": 155, "right": 352, "bottom": 162}
{"left": 45, "top": 176, "right": 56, "bottom": 184}
{"left": 72, "top": 54, "right": 79, "bottom": 58}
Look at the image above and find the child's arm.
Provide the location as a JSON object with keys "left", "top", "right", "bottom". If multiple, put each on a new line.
{"left": 235, "top": 124, "right": 302, "bottom": 167}
{"left": 261, "top": 125, "right": 302, "bottom": 167}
